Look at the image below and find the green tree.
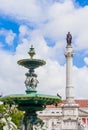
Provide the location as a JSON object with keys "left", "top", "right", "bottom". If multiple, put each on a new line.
{"left": 9, "top": 107, "right": 24, "bottom": 128}
{"left": 0, "top": 103, "right": 24, "bottom": 129}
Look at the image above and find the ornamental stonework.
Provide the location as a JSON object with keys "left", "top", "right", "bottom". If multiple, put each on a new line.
{"left": 64, "top": 51, "right": 74, "bottom": 57}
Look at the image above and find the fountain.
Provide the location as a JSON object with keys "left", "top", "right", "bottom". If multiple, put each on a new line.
{"left": 0, "top": 45, "right": 61, "bottom": 130}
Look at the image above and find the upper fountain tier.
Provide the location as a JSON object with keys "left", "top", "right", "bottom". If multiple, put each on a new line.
{"left": 17, "top": 45, "right": 46, "bottom": 69}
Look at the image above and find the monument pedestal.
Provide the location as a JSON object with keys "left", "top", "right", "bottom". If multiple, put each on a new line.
{"left": 61, "top": 103, "right": 79, "bottom": 130}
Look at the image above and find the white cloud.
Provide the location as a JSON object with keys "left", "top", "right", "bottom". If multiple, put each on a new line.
{"left": 0, "top": 29, "right": 16, "bottom": 46}
{"left": 36, "top": 59, "right": 66, "bottom": 98}
{"left": 19, "top": 25, "right": 29, "bottom": 36}
{"left": 0, "top": 49, "right": 26, "bottom": 96}
{"left": 5, "top": 30, "right": 16, "bottom": 45}
{"left": 84, "top": 57, "right": 88, "bottom": 65}
{"left": 74, "top": 66, "right": 88, "bottom": 99}
{"left": 0, "top": 0, "right": 42, "bottom": 22}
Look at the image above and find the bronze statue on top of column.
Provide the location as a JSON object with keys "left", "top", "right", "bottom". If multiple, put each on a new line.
{"left": 66, "top": 32, "right": 72, "bottom": 46}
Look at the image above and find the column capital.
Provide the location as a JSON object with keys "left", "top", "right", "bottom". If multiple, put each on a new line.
{"left": 64, "top": 51, "right": 74, "bottom": 57}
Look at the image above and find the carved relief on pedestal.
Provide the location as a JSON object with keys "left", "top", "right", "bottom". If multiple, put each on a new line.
{"left": 24, "top": 69, "right": 39, "bottom": 91}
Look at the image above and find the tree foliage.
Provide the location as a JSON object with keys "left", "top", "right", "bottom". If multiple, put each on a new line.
{"left": 0, "top": 103, "right": 24, "bottom": 129}
{"left": 9, "top": 107, "right": 24, "bottom": 127}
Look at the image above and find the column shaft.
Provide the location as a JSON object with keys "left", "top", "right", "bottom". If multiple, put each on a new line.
{"left": 65, "top": 46, "right": 74, "bottom": 103}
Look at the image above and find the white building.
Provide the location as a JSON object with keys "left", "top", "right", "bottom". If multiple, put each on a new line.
{"left": 38, "top": 100, "right": 88, "bottom": 130}
{"left": 38, "top": 33, "right": 88, "bottom": 130}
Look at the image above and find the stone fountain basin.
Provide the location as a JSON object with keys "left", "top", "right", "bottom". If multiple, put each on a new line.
{"left": 0, "top": 93, "right": 61, "bottom": 111}
{"left": 17, "top": 59, "right": 46, "bottom": 69}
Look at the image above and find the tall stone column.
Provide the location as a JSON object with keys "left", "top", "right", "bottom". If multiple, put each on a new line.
{"left": 64, "top": 43, "right": 74, "bottom": 104}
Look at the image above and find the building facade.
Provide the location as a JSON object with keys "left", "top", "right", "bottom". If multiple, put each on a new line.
{"left": 38, "top": 100, "right": 88, "bottom": 130}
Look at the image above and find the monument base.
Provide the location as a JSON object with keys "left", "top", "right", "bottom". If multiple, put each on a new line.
{"left": 61, "top": 102, "right": 80, "bottom": 130}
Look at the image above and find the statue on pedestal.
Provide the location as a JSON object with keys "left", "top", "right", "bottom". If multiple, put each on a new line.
{"left": 66, "top": 32, "right": 72, "bottom": 45}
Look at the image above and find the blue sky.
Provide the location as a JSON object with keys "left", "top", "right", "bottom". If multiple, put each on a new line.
{"left": 0, "top": 0, "right": 88, "bottom": 98}
{"left": 76, "top": 0, "right": 88, "bottom": 6}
